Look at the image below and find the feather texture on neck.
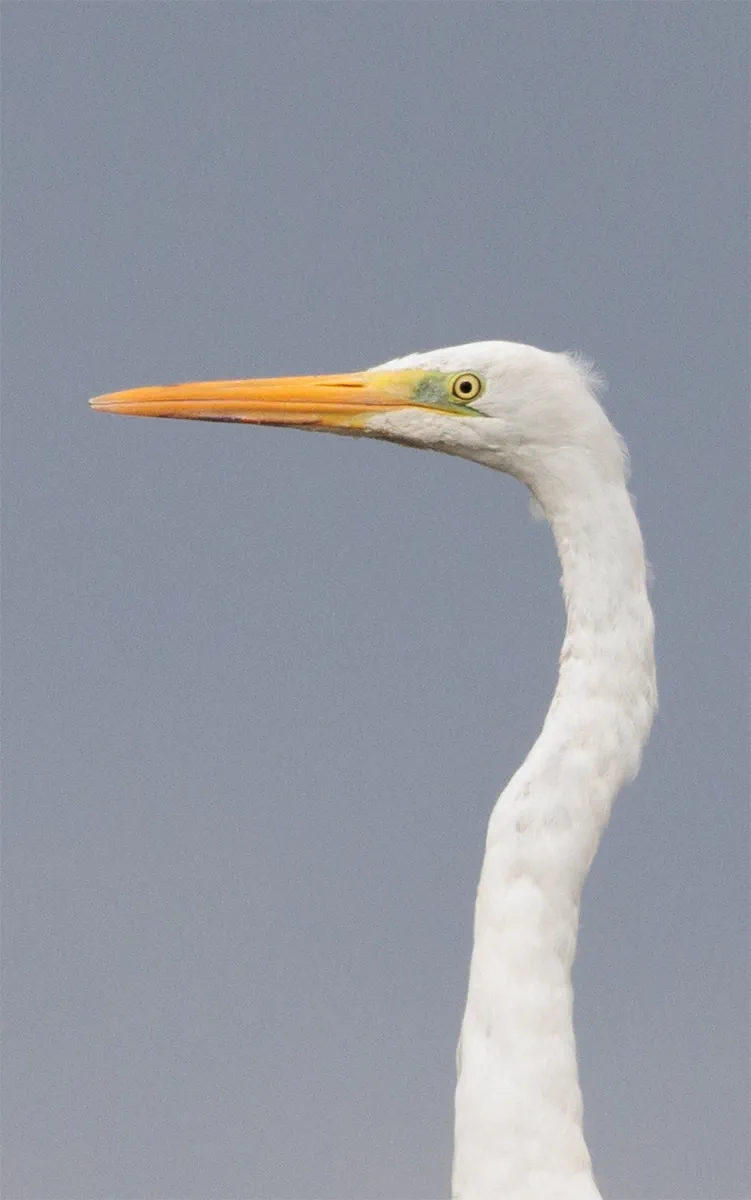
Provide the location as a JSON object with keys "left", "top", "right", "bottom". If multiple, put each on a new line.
{"left": 453, "top": 427, "right": 656, "bottom": 1200}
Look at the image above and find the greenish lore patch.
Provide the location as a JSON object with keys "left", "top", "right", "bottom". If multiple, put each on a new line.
{"left": 413, "top": 371, "right": 481, "bottom": 415}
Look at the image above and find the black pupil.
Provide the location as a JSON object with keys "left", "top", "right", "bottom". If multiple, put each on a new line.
{"left": 459, "top": 379, "right": 473, "bottom": 395}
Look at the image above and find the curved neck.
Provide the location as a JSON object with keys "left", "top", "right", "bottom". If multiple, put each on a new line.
{"left": 452, "top": 465, "right": 656, "bottom": 1200}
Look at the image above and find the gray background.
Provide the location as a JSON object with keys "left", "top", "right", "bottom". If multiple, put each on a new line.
{"left": 3, "top": 3, "right": 748, "bottom": 1198}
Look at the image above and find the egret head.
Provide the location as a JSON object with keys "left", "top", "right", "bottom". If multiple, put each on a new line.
{"left": 90, "top": 340, "right": 624, "bottom": 493}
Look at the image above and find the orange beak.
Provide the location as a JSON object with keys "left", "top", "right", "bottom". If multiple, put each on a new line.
{"left": 89, "top": 370, "right": 429, "bottom": 432}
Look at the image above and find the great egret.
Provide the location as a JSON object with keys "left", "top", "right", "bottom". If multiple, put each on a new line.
{"left": 91, "top": 341, "right": 656, "bottom": 1200}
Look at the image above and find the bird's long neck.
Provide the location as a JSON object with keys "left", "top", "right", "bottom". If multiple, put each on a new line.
{"left": 452, "top": 461, "right": 656, "bottom": 1200}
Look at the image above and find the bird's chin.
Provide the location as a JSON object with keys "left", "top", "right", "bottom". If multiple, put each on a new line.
{"left": 364, "top": 409, "right": 468, "bottom": 450}
{"left": 363, "top": 409, "right": 506, "bottom": 469}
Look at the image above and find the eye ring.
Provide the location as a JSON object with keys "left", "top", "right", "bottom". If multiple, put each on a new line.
{"left": 451, "top": 372, "right": 483, "bottom": 403}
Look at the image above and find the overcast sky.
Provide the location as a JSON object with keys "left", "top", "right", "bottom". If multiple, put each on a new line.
{"left": 3, "top": 4, "right": 749, "bottom": 1199}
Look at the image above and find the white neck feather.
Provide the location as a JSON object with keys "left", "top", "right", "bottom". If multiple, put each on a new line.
{"left": 452, "top": 451, "right": 656, "bottom": 1200}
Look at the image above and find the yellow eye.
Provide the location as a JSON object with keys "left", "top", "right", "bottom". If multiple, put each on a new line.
{"left": 451, "top": 373, "right": 483, "bottom": 403}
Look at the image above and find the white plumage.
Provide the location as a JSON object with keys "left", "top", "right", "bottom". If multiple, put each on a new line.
{"left": 369, "top": 344, "right": 656, "bottom": 1199}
